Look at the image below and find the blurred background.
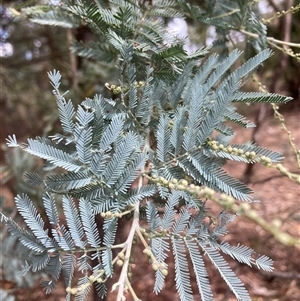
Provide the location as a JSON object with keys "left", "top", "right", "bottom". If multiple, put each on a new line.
{"left": 1, "top": 0, "right": 299, "bottom": 300}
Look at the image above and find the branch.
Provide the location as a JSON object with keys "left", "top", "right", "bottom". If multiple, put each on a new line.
{"left": 143, "top": 175, "right": 300, "bottom": 247}
{"left": 251, "top": 74, "right": 300, "bottom": 169}
{"left": 262, "top": 3, "right": 300, "bottom": 24}
{"left": 210, "top": 8, "right": 240, "bottom": 20}
{"left": 239, "top": 29, "right": 300, "bottom": 48}
{"left": 113, "top": 130, "right": 151, "bottom": 301}
{"left": 67, "top": 28, "right": 78, "bottom": 91}
{"left": 112, "top": 203, "right": 140, "bottom": 301}
{"left": 222, "top": 202, "right": 299, "bottom": 247}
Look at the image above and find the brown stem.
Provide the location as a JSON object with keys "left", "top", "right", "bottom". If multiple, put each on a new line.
{"left": 66, "top": 28, "right": 78, "bottom": 91}
{"left": 242, "top": 104, "right": 268, "bottom": 183}
{"left": 270, "top": 0, "right": 294, "bottom": 94}
{"left": 267, "top": 0, "right": 282, "bottom": 13}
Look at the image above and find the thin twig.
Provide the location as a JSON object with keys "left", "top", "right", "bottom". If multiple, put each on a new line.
{"left": 239, "top": 29, "right": 300, "bottom": 48}
{"left": 113, "top": 130, "right": 151, "bottom": 301}
{"left": 210, "top": 8, "right": 240, "bottom": 19}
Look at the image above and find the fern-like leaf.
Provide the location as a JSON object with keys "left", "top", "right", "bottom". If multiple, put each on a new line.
{"left": 115, "top": 152, "right": 148, "bottom": 194}
{"left": 79, "top": 198, "right": 101, "bottom": 247}
{"left": 62, "top": 253, "right": 77, "bottom": 289}
{"left": 45, "top": 171, "right": 92, "bottom": 191}
{"left": 75, "top": 276, "right": 91, "bottom": 301}
{"left": 62, "top": 195, "right": 86, "bottom": 249}
{"left": 29, "top": 10, "right": 80, "bottom": 28}
{"left": 30, "top": 251, "right": 50, "bottom": 272}
{"left": 40, "top": 279, "right": 57, "bottom": 294}
{"left": 200, "top": 244, "right": 251, "bottom": 301}
{"left": 6, "top": 134, "right": 19, "bottom": 147}
{"left": 48, "top": 70, "right": 75, "bottom": 134}
{"left": 255, "top": 255, "right": 274, "bottom": 272}
{"left": 156, "top": 114, "right": 171, "bottom": 162}
{"left": 43, "top": 193, "right": 59, "bottom": 226}
{"left": 25, "top": 138, "right": 81, "bottom": 172}
{"left": 15, "top": 194, "right": 54, "bottom": 249}
{"left": 152, "top": 237, "right": 170, "bottom": 293}
{"left": 45, "top": 254, "right": 62, "bottom": 280}
{"left": 162, "top": 191, "right": 180, "bottom": 229}
{"left": 24, "top": 172, "right": 44, "bottom": 187}
{"left": 104, "top": 131, "right": 139, "bottom": 186}
{"left": 172, "top": 237, "right": 194, "bottom": 301}
{"left": 5, "top": 218, "right": 46, "bottom": 253}
{"left": 186, "top": 240, "right": 213, "bottom": 301}
{"left": 102, "top": 218, "right": 118, "bottom": 277}
{"left": 99, "top": 114, "right": 125, "bottom": 151}
{"left": 233, "top": 91, "right": 292, "bottom": 103}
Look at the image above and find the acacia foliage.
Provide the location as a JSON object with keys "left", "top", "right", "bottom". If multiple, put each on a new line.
{"left": 2, "top": 1, "right": 293, "bottom": 300}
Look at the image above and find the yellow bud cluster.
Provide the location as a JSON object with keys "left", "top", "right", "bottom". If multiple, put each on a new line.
{"left": 105, "top": 81, "right": 145, "bottom": 95}
{"left": 180, "top": 179, "right": 188, "bottom": 187}
{"left": 161, "top": 269, "right": 168, "bottom": 276}
{"left": 143, "top": 248, "right": 152, "bottom": 256}
{"left": 201, "top": 187, "right": 214, "bottom": 198}
{"left": 148, "top": 174, "right": 238, "bottom": 207}
{"left": 153, "top": 175, "right": 194, "bottom": 191}
{"left": 247, "top": 210, "right": 258, "bottom": 219}
{"left": 101, "top": 211, "right": 112, "bottom": 218}
{"left": 260, "top": 156, "right": 272, "bottom": 167}
{"left": 100, "top": 211, "right": 121, "bottom": 219}
{"left": 276, "top": 164, "right": 286, "bottom": 172}
{"left": 207, "top": 140, "right": 275, "bottom": 166}
{"left": 134, "top": 80, "right": 145, "bottom": 88}
{"left": 262, "top": 5, "right": 300, "bottom": 24}
{"left": 118, "top": 252, "right": 125, "bottom": 260}
{"left": 66, "top": 287, "right": 72, "bottom": 293}
{"left": 105, "top": 83, "right": 123, "bottom": 95}
{"left": 151, "top": 262, "right": 168, "bottom": 275}
{"left": 238, "top": 203, "right": 250, "bottom": 213}
{"left": 152, "top": 263, "right": 159, "bottom": 271}
{"left": 70, "top": 288, "right": 78, "bottom": 294}
{"left": 244, "top": 151, "right": 256, "bottom": 159}
{"left": 66, "top": 270, "right": 106, "bottom": 295}
{"left": 207, "top": 140, "right": 246, "bottom": 157}
{"left": 149, "top": 174, "right": 207, "bottom": 198}
{"left": 219, "top": 193, "right": 235, "bottom": 206}
{"left": 89, "top": 275, "right": 95, "bottom": 282}
{"left": 168, "top": 120, "right": 174, "bottom": 129}
{"left": 271, "top": 219, "right": 282, "bottom": 229}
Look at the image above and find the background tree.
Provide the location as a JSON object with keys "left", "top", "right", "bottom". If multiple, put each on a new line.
{"left": 1, "top": 1, "right": 299, "bottom": 301}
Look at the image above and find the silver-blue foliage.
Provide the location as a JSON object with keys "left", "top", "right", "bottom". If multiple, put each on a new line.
{"left": 2, "top": 0, "right": 292, "bottom": 300}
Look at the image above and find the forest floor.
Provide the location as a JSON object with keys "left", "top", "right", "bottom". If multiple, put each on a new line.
{"left": 1, "top": 104, "right": 299, "bottom": 301}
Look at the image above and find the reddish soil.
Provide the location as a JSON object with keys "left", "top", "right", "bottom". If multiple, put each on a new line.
{"left": 1, "top": 105, "right": 299, "bottom": 301}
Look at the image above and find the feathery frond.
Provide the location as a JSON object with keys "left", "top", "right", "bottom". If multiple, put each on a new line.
{"left": 200, "top": 244, "right": 251, "bottom": 301}
{"left": 45, "top": 171, "right": 92, "bottom": 191}
{"left": 24, "top": 138, "right": 81, "bottom": 172}
{"left": 172, "top": 237, "right": 194, "bottom": 301}
{"left": 15, "top": 194, "right": 54, "bottom": 249}
{"left": 6, "top": 134, "right": 19, "bottom": 147}
{"left": 62, "top": 195, "right": 86, "bottom": 249}
{"left": 3, "top": 1, "right": 289, "bottom": 299}
{"left": 186, "top": 240, "right": 213, "bottom": 301}
{"left": 79, "top": 198, "right": 101, "bottom": 247}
